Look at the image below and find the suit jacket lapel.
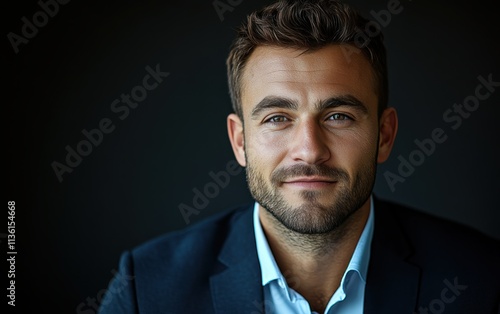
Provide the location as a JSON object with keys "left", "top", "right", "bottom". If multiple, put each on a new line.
{"left": 210, "top": 206, "right": 264, "bottom": 314}
{"left": 364, "top": 199, "right": 421, "bottom": 313}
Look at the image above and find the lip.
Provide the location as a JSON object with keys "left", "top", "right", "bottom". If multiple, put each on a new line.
{"left": 283, "top": 176, "right": 336, "bottom": 183}
{"left": 282, "top": 177, "right": 336, "bottom": 189}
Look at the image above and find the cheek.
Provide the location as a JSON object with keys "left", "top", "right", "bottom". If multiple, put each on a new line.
{"left": 331, "top": 127, "right": 378, "bottom": 170}
{"left": 246, "top": 129, "right": 289, "bottom": 165}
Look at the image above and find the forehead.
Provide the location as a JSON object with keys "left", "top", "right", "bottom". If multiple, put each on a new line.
{"left": 240, "top": 44, "right": 378, "bottom": 114}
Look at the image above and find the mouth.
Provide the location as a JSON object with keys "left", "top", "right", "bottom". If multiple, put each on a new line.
{"left": 282, "top": 177, "right": 337, "bottom": 189}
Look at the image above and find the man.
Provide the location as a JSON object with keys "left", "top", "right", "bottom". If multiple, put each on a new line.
{"left": 99, "top": 0, "right": 500, "bottom": 313}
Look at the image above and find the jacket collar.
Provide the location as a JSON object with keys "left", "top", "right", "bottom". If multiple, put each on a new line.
{"left": 363, "top": 197, "right": 421, "bottom": 313}
{"left": 210, "top": 205, "right": 265, "bottom": 313}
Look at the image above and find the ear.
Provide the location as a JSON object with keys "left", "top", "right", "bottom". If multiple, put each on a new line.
{"left": 227, "top": 113, "right": 246, "bottom": 167}
{"left": 377, "top": 107, "right": 398, "bottom": 163}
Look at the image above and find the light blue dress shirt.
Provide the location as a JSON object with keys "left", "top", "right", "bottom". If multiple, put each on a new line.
{"left": 253, "top": 197, "right": 375, "bottom": 314}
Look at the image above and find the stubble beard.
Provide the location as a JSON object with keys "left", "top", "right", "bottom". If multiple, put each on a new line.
{"left": 245, "top": 152, "right": 377, "bottom": 235}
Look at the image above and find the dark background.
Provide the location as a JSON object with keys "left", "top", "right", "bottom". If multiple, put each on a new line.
{"left": 3, "top": 0, "right": 500, "bottom": 312}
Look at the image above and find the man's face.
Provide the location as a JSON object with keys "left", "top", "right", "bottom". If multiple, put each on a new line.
{"left": 229, "top": 44, "right": 393, "bottom": 234}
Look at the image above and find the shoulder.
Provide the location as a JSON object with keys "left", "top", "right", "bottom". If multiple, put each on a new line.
{"left": 375, "top": 198, "right": 500, "bottom": 253}
{"left": 111, "top": 203, "right": 254, "bottom": 310}
{"left": 128, "top": 203, "right": 253, "bottom": 271}
{"left": 374, "top": 198, "right": 500, "bottom": 281}
{"left": 99, "top": 205, "right": 254, "bottom": 313}
{"left": 366, "top": 198, "right": 500, "bottom": 313}
{"left": 132, "top": 203, "right": 253, "bottom": 258}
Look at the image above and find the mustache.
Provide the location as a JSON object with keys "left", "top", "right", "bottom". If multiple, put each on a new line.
{"left": 271, "top": 164, "right": 349, "bottom": 184}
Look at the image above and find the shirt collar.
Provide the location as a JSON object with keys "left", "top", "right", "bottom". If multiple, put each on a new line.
{"left": 253, "top": 196, "right": 375, "bottom": 287}
{"left": 253, "top": 201, "right": 283, "bottom": 286}
{"left": 347, "top": 195, "right": 374, "bottom": 283}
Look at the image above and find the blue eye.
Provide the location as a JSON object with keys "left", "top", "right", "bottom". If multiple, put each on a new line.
{"left": 328, "top": 113, "right": 351, "bottom": 121}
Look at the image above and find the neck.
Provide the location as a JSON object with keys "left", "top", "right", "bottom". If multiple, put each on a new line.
{"left": 258, "top": 198, "right": 371, "bottom": 313}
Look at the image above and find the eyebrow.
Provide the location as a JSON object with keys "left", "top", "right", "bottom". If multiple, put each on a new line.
{"left": 251, "top": 96, "right": 298, "bottom": 119}
{"left": 250, "top": 94, "right": 368, "bottom": 119}
{"left": 315, "top": 95, "right": 368, "bottom": 114}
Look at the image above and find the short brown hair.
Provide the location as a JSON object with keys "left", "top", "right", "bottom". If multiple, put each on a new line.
{"left": 226, "top": 0, "right": 388, "bottom": 120}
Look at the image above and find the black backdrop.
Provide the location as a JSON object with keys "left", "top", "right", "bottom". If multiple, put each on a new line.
{"left": 4, "top": 0, "right": 500, "bottom": 312}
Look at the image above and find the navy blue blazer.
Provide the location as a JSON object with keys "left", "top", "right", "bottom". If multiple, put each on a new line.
{"left": 99, "top": 198, "right": 500, "bottom": 313}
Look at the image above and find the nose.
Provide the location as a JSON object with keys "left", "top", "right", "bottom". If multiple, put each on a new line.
{"left": 288, "top": 118, "right": 331, "bottom": 165}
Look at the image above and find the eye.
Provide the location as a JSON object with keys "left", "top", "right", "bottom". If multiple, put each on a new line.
{"left": 265, "top": 115, "right": 289, "bottom": 123}
{"left": 327, "top": 113, "right": 352, "bottom": 121}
